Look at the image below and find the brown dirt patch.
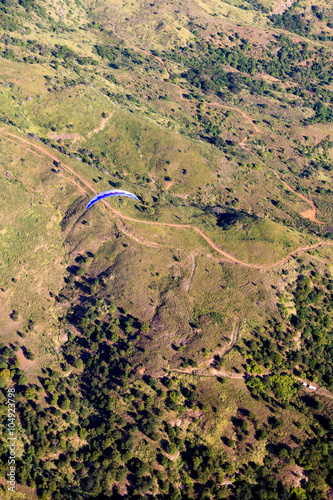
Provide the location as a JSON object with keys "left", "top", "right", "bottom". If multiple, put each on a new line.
{"left": 47, "top": 132, "right": 83, "bottom": 142}
{"left": 164, "top": 180, "right": 174, "bottom": 190}
{"left": 273, "top": 0, "right": 298, "bottom": 15}
{"left": 301, "top": 209, "right": 322, "bottom": 223}
{"left": 281, "top": 464, "right": 307, "bottom": 487}
{"left": 88, "top": 114, "right": 112, "bottom": 137}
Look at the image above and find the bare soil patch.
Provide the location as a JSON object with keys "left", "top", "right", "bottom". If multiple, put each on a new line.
{"left": 273, "top": 0, "right": 298, "bottom": 15}
{"left": 87, "top": 114, "right": 112, "bottom": 137}
{"left": 47, "top": 132, "right": 83, "bottom": 142}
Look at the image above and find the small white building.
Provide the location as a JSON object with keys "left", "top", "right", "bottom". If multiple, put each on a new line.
{"left": 302, "top": 382, "right": 317, "bottom": 390}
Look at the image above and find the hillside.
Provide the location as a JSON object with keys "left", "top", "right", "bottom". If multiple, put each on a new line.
{"left": 0, "top": 0, "right": 332, "bottom": 499}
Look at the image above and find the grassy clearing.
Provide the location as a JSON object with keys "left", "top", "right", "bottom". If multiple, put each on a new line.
{"left": 0, "top": 111, "right": 327, "bottom": 388}
{"left": 2, "top": 120, "right": 311, "bottom": 383}
{"left": 193, "top": 375, "right": 315, "bottom": 450}
{"left": 0, "top": 41, "right": 331, "bottom": 240}
{"left": 0, "top": 480, "right": 38, "bottom": 499}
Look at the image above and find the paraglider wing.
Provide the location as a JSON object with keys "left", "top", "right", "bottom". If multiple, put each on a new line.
{"left": 86, "top": 189, "right": 139, "bottom": 210}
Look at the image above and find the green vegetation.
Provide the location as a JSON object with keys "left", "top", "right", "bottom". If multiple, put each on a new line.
{"left": 245, "top": 265, "right": 333, "bottom": 389}
{"left": 0, "top": 261, "right": 332, "bottom": 499}
{"left": 0, "top": 0, "right": 333, "bottom": 498}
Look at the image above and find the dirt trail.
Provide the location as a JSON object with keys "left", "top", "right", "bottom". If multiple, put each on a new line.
{"left": 113, "top": 25, "right": 171, "bottom": 78}
{"left": 295, "top": 376, "right": 333, "bottom": 400}
{"left": 242, "top": 145, "right": 323, "bottom": 224}
{"left": 207, "top": 319, "right": 242, "bottom": 365}
{"left": 111, "top": 26, "right": 326, "bottom": 224}
{"left": 118, "top": 220, "right": 161, "bottom": 249}
{"left": 184, "top": 253, "right": 196, "bottom": 292}
{"left": 2, "top": 134, "right": 87, "bottom": 194}
{"left": 2, "top": 129, "right": 333, "bottom": 270}
{"left": 171, "top": 368, "right": 333, "bottom": 400}
{"left": 170, "top": 368, "right": 244, "bottom": 380}
{"left": 207, "top": 102, "right": 261, "bottom": 134}
{"left": 206, "top": 319, "right": 242, "bottom": 375}
{"left": 112, "top": 25, "right": 260, "bottom": 135}
{"left": 317, "top": 387, "right": 333, "bottom": 400}
{"left": 1, "top": 129, "right": 98, "bottom": 194}
{"left": 2, "top": 135, "right": 44, "bottom": 159}
{"left": 179, "top": 319, "right": 244, "bottom": 379}
{"left": 88, "top": 114, "right": 112, "bottom": 137}
{"left": 209, "top": 368, "right": 244, "bottom": 379}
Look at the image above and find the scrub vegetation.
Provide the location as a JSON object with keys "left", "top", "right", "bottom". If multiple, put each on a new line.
{"left": 0, "top": 0, "right": 332, "bottom": 498}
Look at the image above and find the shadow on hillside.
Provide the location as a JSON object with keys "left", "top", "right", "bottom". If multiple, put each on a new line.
{"left": 216, "top": 209, "right": 257, "bottom": 229}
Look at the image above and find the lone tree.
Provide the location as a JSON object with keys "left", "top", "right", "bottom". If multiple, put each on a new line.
{"left": 11, "top": 310, "right": 19, "bottom": 321}
{"left": 74, "top": 359, "right": 84, "bottom": 370}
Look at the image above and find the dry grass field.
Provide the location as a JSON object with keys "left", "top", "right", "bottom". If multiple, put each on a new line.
{"left": 0, "top": 0, "right": 332, "bottom": 498}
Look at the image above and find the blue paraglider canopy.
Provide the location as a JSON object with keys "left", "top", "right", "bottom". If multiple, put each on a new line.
{"left": 86, "top": 189, "right": 139, "bottom": 210}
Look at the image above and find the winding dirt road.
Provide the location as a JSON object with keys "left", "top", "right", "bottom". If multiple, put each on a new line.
{"left": 3, "top": 130, "right": 333, "bottom": 398}
{"left": 111, "top": 24, "right": 325, "bottom": 224}
{"left": 207, "top": 102, "right": 262, "bottom": 135}
{"left": 1, "top": 128, "right": 333, "bottom": 270}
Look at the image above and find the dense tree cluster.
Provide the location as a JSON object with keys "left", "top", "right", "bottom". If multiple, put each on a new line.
{"left": 0, "top": 255, "right": 331, "bottom": 499}
{"left": 244, "top": 265, "right": 333, "bottom": 389}
{"left": 166, "top": 33, "right": 333, "bottom": 123}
